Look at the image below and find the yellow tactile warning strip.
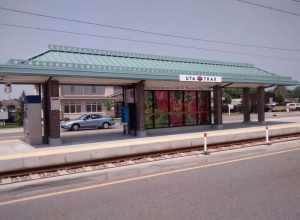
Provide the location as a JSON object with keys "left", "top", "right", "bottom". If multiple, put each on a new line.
{"left": 0, "top": 123, "right": 299, "bottom": 161}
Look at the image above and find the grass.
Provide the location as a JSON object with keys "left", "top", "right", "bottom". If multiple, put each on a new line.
{"left": 0, "top": 123, "right": 21, "bottom": 129}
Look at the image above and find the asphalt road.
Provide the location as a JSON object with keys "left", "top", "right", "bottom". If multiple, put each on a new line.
{"left": 1, "top": 145, "right": 300, "bottom": 220}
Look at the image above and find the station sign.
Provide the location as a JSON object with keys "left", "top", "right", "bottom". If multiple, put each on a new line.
{"left": 179, "top": 74, "right": 222, "bottom": 83}
{"left": 50, "top": 97, "right": 61, "bottom": 111}
{"left": 0, "top": 112, "right": 8, "bottom": 120}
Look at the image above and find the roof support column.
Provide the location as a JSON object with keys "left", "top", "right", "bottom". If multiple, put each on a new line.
{"left": 213, "top": 85, "right": 223, "bottom": 128}
{"left": 135, "top": 81, "right": 146, "bottom": 137}
{"left": 257, "top": 87, "right": 265, "bottom": 124}
{"left": 44, "top": 79, "right": 61, "bottom": 145}
{"left": 42, "top": 83, "right": 49, "bottom": 144}
{"left": 242, "top": 88, "right": 251, "bottom": 123}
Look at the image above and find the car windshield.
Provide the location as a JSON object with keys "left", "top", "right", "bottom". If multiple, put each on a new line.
{"left": 91, "top": 114, "right": 103, "bottom": 119}
{"left": 77, "top": 114, "right": 88, "bottom": 120}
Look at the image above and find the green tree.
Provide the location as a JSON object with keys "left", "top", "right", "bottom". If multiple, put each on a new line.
{"left": 292, "top": 86, "right": 300, "bottom": 99}
{"left": 223, "top": 92, "right": 232, "bottom": 105}
{"left": 224, "top": 88, "right": 243, "bottom": 99}
{"left": 16, "top": 91, "right": 26, "bottom": 126}
{"left": 103, "top": 100, "right": 114, "bottom": 111}
{"left": 273, "top": 86, "right": 287, "bottom": 104}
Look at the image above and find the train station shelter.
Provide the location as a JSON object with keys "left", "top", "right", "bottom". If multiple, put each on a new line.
{"left": 0, "top": 45, "right": 298, "bottom": 145}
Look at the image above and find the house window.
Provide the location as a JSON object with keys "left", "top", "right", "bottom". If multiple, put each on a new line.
{"left": 83, "top": 86, "right": 105, "bottom": 95}
{"left": 76, "top": 104, "right": 81, "bottom": 113}
{"left": 62, "top": 85, "right": 107, "bottom": 95}
{"left": 70, "top": 104, "right": 76, "bottom": 113}
{"left": 64, "top": 105, "right": 70, "bottom": 113}
{"left": 70, "top": 85, "right": 75, "bottom": 94}
{"left": 86, "top": 103, "right": 93, "bottom": 112}
{"left": 86, "top": 103, "right": 102, "bottom": 112}
{"left": 97, "top": 103, "right": 102, "bottom": 112}
{"left": 64, "top": 104, "right": 81, "bottom": 113}
{"left": 92, "top": 86, "right": 96, "bottom": 94}
{"left": 62, "top": 85, "right": 71, "bottom": 95}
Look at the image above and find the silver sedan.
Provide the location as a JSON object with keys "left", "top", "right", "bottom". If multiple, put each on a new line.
{"left": 61, "top": 114, "right": 115, "bottom": 131}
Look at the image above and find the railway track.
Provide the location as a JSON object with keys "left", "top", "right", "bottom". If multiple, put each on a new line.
{"left": 1, "top": 133, "right": 300, "bottom": 185}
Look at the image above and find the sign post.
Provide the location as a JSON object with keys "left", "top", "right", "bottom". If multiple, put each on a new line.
{"left": 228, "top": 104, "right": 233, "bottom": 116}
{"left": 265, "top": 126, "right": 271, "bottom": 145}
{"left": 203, "top": 132, "right": 210, "bottom": 155}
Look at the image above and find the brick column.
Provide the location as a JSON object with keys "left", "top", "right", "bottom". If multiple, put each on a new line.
{"left": 135, "top": 81, "right": 146, "bottom": 137}
{"left": 257, "top": 87, "right": 265, "bottom": 123}
{"left": 242, "top": 88, "right": 251, "bottom": 123}
{"left": 213, "top": 85, "right": 223, "bottom": 127}
{"left": 42, "top": 83, "right": 49, "bottom": 144}
{"left": 44, "top": 79, "right": 61, "bottom": 145}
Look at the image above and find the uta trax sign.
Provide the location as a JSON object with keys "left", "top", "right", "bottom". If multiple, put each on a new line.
{"left": 179, "top": 74, "right": 222, "bottom": 83}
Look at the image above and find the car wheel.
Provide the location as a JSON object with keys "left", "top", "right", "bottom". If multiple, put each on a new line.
{"left": 71, "top": 124, "right": 80, "bottom": 131}
{"left": 103, "top": 122, "right": 109, "bottom": 129}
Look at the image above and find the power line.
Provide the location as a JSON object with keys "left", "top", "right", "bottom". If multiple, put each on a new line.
{"left": 234, "top": 0, "right": 300, "bottom": 17}
{"left": 0, "top": 6, "right": 299, "bottom": 53}
{"left": 0, "top": 23, "right": 299, "bottom": 62}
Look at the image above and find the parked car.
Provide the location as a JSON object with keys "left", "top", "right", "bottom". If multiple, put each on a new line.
{"left": 61, "top": 114, "right": 115, "bottom": 131}
{"left": 265, "top": 103, "right": 277, "bottom": 112}
{"left": 271, "top": 105, "right": 287, "bottom": 112}
{"left": 286, "top": 103, "right": 300, "bottom": 111}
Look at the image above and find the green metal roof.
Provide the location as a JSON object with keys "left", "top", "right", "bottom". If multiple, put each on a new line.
{"left": 0, "top": 44, "right": 298, "bottom": 85}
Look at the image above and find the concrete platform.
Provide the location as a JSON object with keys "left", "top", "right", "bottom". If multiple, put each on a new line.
{"left": 0, "top": 121, "right": 300, "bottom": 173}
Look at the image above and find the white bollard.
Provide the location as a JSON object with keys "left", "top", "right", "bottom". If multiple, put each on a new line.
{"left": 265, "top": 126, "right": 271, "bottom": 145}
{"left": 203, "top": 132, "right": 209, "bottom": 155}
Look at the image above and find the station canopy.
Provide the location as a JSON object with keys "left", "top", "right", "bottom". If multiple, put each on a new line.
{"left": 0, "top": 44, "right": 298, "bottom": 87}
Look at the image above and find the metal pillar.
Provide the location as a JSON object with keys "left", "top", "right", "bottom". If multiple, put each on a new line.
{"left": 257, "top": 87, "right": 265, "bottom": 123}
{"left": 213, "top": 85, "right": 223, "bottom": 127}
{"left": 242, "top": 88, "right": 251, "bottom": 123}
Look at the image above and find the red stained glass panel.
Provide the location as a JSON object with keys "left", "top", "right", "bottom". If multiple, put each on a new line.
{"left": 144, "top": 91, "right": 154, "bottom": 129}
{"left": 154, "top": 91, "right": 169, "bottom": 128}
{"left": 184, "top": 91, "right": 197, "bottom": 125}
{"left": 169, "top": 91, "right": 183, "bottom": 127}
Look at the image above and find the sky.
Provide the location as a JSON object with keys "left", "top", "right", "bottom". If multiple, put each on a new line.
{"left": 0, "top": 0, "right": 299, "bottom": 99}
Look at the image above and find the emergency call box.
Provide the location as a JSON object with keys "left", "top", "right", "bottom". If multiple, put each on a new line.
{"left": 24, "top": 95, "right": 43, "bottom": 145}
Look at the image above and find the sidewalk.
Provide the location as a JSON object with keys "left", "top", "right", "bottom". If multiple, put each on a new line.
{"left": 0, "top": 128, "right": 23, "bottom": 134}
